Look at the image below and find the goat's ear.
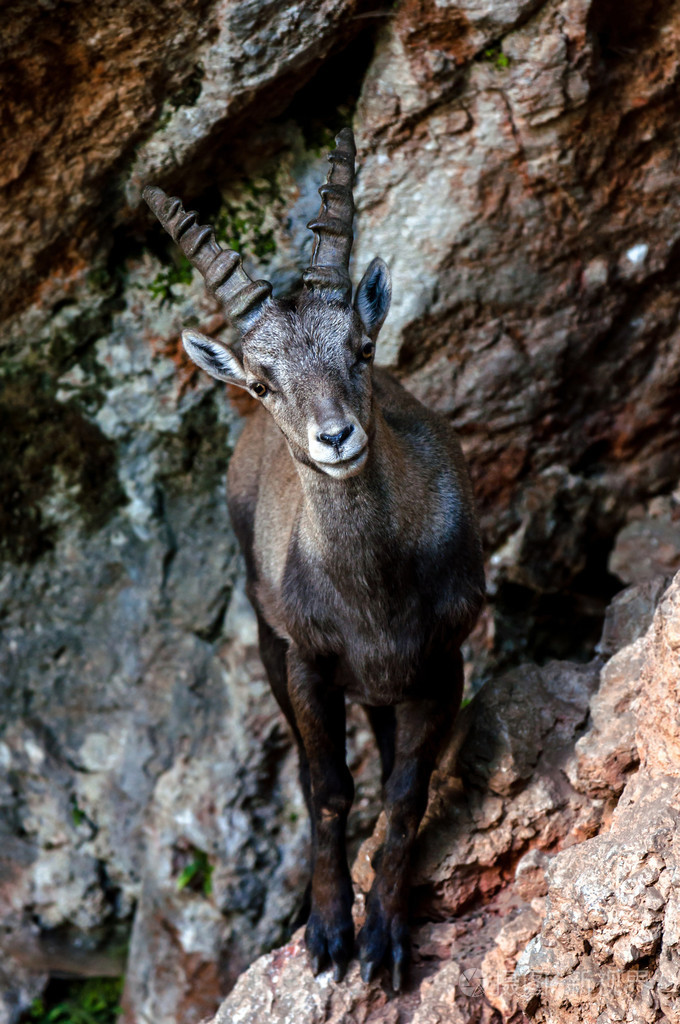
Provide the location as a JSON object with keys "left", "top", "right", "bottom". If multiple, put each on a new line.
{"left": 354, "top": 257, "right": 391, "bottom": 340}
{"left": 182, "top": 328, "right": 248, "bottom": 388}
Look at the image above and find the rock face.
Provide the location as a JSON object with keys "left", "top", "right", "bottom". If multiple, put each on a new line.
{"left": 4, "top": 0, "right": 680, "bottom": 1022}
{"left": 354, "top": 0, "right": 680, "bottom": 545}
{"left": 517, "top": 575, "right": 680, "bottom": 1024}
{"left": 0, "top": 0, "right": 367, "bottom": 323}
{"left": 211, "top": 572, "right": 680, "bottom": 1024}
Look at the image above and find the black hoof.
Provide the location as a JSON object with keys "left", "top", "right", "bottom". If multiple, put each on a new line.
{"left": 305, "top": 906, "right": 354, "bottom": 982}
{"left": 333, "top": 961, "right": 347, "bottom": 983}
{"left": 358, "top": 901, "right": 409, "bottom": 990}
{"left": 310, "top": 952, "right": 326, "bottom": 977}
{"left": 360, "top": 958, "right": 378, "bottom": 984}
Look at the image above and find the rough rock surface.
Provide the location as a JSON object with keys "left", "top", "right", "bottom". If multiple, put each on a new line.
{"left": 0, "top": 0, "right": 368, "bottom": 324}
{"left": 210, "top": 572, "right": 680, "bottom": 1024}
{"left": 4, "top": 0, "right": 680, "bottom": 1022}
{"left": 354, "top": 0, "right": 680, "bottom": 549}
{"left": 609, "top": 492, "right": 680, "bottom": 587}
{"left": 517, "top": 576, "right": 680, "bottom": 1023}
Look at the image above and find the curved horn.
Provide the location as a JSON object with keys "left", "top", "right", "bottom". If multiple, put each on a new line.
{"left": 143, "top": 186, "right": 273, "bottom": 329}
{"left": 302, "top": 127, "right": 356, "bottom": 301}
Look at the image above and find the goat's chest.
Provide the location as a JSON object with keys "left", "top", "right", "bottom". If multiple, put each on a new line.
{"left": 260, "top": 526, "right": 437, "bottom": 703}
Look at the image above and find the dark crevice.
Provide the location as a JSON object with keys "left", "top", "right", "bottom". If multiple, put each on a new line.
{"left": 156, "top": 486, "right": 178, "bottom": 595}
{"left": 587, "top": 0, "right": 662, "bottom": 70}
{"left": 491, "top": 534, "right": 622, "bottom": 673}
{"left": 281, "top": 22, "right": 380, "bottom": 149}
{"left": 556, "top": 236, "right": 680, "bottom": 430}
{"left": 147, "top": 7, "right": 383, "bottom": 211}
{"left": 193, "top": 598, "right": 231, "bottom": 644}
{"left": 0, "top": 378, "right": 126, "bottom": 565}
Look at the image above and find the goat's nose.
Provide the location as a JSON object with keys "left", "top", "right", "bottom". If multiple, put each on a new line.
{"left": 318, "top": 424, "right": 354, "bottom": 447}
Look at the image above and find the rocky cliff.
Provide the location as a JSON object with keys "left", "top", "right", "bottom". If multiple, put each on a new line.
{"left": 213, "top": 568, "right": 680, "bottom": 1023}
{"left": 2, "top": 0, "right": 680, "bottom": 1022}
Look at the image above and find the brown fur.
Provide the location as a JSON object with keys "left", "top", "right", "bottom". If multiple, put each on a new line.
{"left": 227, "top": 347, "right": 484, "bottom": 987}
{"left": 144, "top": 131, "right": 485, "bottom": 989}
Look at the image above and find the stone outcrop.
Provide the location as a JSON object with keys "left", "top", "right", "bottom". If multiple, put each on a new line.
{"left": 517, "top": 575, "right": 680, "bottom": 1024}
{"left": 210, "top": 571, "right": 680, "bottom": 1024}
{"left": 3, "top": 0, "right": 680, "bottom": 1021}
{"left": 0, "top": 0, "right": 368, "bottom": 324}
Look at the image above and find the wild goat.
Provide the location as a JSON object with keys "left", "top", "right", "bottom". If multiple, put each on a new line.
{"left": 143, "top": 128, "right": 484, "bottom": 989}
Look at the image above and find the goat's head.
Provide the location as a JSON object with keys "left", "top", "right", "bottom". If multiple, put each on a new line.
{"left": 143, "top": 129, "right": 391, "bottom": 479}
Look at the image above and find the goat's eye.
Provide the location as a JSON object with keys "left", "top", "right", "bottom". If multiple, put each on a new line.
{"left": 251, "top": 382, "right": 267, "bottom": 397}
{"left": 360, "top": 341, "right": 374, "bottom": 360}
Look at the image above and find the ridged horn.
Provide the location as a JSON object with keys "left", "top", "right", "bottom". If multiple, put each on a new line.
{"left": 302, "top": 127, "right": 356, "bottom": 301}
{"left": 142, "top": 186, "right": 273, "bottom": 329}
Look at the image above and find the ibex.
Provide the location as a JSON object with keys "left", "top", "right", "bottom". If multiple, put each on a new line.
{"left": 143, "top": 128, "right": 484, "bottom": 989}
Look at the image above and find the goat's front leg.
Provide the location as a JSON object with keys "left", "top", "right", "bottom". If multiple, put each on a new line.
{"left": 358, "top": 652, "right": 463, "bottom": 990}
{"left": 287, "top": 646, "right": 355, "bottom": 980}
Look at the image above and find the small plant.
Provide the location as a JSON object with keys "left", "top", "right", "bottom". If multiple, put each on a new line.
{"left": 169, "top": 64, "right": 204, "bottom": 110}
{"left": 70, "top": 796, "right": 85, "bottom": 827}
{"left": 175, "top": 847, "right": 213, "bottom": 897}
{"left": 25, "top": 978, "right": 123, "bottom": 1024}
{"left": 215, "top": 177, "right": 281, "bottom": 261}
{"left": 86, "top": 267, "right": 112, "bottom": 291}
{"left": 155, "top": 63, "right": 205, "bottom": 132}
{"left": 147, "top": 257, "right": 193, "bottom": 305}
{"left": 481, "top": 43, "right": 510, "bottom": 69}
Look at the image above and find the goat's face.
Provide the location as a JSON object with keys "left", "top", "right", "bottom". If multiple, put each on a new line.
{"left": 182, "top": 258, "right": 391, "bottom": 480}
{"left": 145, "top": 130, "right": 390, "bottom": 479}
{"left": 244, "top": 296, "right": 376, "bottom": 478}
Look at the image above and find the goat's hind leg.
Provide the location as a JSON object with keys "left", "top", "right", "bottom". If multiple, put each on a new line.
{"left": 358, "top": 650, "right": 463, "bottom": 990}
{"left": 287, "top": 646, "right": 355, "bottom": 981}
{"left": 256, "top": 612, "right": 315, "bottom": 927}
{"left": 256, "top": 612, "right": 312, "bottom": 816}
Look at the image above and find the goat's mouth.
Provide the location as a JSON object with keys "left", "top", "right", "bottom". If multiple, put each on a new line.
{"left": 313, "top": 445, "right": 368, "bottom": 479}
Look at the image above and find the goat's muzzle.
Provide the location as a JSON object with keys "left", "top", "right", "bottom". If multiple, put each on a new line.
{"left": 307, "top": 417, "right": 368, "bottom": 478}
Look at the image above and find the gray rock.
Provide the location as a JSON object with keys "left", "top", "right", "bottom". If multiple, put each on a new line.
{"left": 5, "top": 0, "right": 680, "bottom": 1019}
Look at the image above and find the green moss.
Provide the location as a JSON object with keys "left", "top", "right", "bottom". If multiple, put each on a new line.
{"left": 23, "top": 978, "right": 123, "bottom": 1024}
{"left": 71, "top": 797, "right": 86, "bottom": 827}
{"left": 480, "top": 43, "right": 510, "bottom": 69}
{"left": 156, "top": 107, "right": 173, "bottom": 131}
{"left": 175, "top": 847, "right": 213, "bottom": 897}
{"left": 306, "top": 121, "right": 341, "bottom": 159}
{"left": 215, "top": 188, "right": 277, "bottom": 261}
{"left": 154, "top": 64, "right": 205, "bottom": 133}
{"left": 147, "top": 256, "right": 194, "bottom": 305}
{"left": 86, "top": 267, "right": 112, "bottom": 292}
{"left": 0, "top": 378, "right": 125, "bottom": 564}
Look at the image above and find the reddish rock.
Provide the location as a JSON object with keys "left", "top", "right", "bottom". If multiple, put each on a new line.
{"left": 609, "top": 497, "right": 680, "bottom": 586}
{"left": 0, "top": 0, "right": 366, "bottom": 324}
{"left": 353, "top": 0, "right": 680, "bottom": 548}
{"left": 636, "top": 574, "right": 680, "bottom": 778}
{"left": 209, "top": 573, "right": 679, "bottom": 1024}
{"left": 517, "top": 572, "right": 680, "bottom": 1024}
